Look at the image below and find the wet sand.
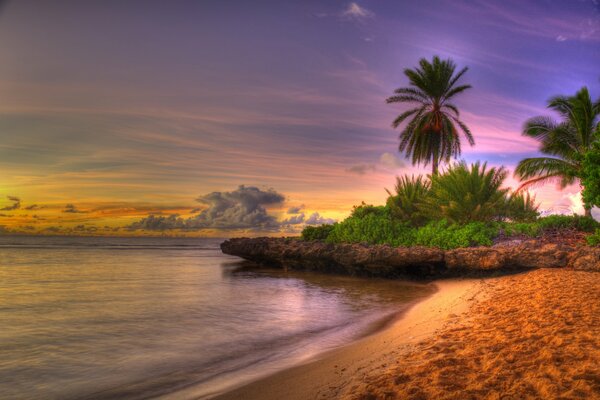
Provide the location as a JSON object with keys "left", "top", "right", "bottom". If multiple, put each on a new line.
{"left": 213, "top": 277, "right": 482, "bottom": 400}
{"left": 215, "top": 269, "right": 599, "bottom": 400}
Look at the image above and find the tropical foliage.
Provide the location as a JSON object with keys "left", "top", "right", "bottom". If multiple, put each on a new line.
{"left": 515, "top": 87, "right": 600, "bottom": 216}
{"left": 505, "top": 192, "right": 540, "bottom": 222}
{"left": 386, "top": 175, "right": 430, "bottom": 225}
{"left": 420, "top": 161, "right": 511, "bottom": 224}
{"left": 301, "top": 224, "right": 336, "bottom": 241}
{"left": 387, "top": 56, "right": 474, "bottom": 175}
{"left": 582, "top": 136, "right": 600, "bottom": 208}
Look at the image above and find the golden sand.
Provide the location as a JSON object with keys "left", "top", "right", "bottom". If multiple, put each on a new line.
{"left": 214, "top": 269, "right": 599, "bottom": 400}
{"left": 346, "top": 269, "right": 600, "bottom": 400}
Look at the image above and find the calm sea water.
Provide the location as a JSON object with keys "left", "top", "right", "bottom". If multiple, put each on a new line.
{"left": 0, "top": 236, "right": 434, "bottom": 399}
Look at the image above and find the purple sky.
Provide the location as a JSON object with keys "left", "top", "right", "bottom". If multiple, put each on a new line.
{"left": 0, "top": 0, "right": 599, "bottom": 235}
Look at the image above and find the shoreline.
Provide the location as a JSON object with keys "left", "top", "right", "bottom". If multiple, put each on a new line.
{"left": 211, "top": 276, "right": 485, "bottom": 400}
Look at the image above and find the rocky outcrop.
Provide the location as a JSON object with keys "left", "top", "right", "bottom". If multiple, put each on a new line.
{"left": 221, "top": 237, "right": 600, "bottom": 278}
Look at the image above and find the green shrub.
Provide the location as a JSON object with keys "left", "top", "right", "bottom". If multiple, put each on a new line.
{"left": 501, "top": 214, "right": 599, "bottom": 239}
{"left": 587, "top": 229, "right": 600, "bottom": 246}
{"left": 349, "top": 203, "right": 389, "bottom": 219}
{"left": 414, "top": 220, "right": 497, "bottom": 249}
{"left": 501, "top": 222, "right": 540, "bottom": 237}
{"left": 386, "top": 175, "right": 431, "bottom": 226}
{"left": 420, "top": 161, "right": 509, "bottom": 224}
{"left": 582, "top": 136, "right": 600, "bottom": 208}
{"left": 301, "top": 224, "right": 336, "bottom": 241}
{"left": 506, "top": 192, "right": 539, "bottom": 222}
{"left": 535, "top": 214, "right": 598, "bottom": 232}
{"left": 326, "top": 211, "right": 415, "bottom": 246}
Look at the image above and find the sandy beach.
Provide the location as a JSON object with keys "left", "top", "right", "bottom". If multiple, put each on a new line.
{"left": 215, "top": 269, "right": 600, "bottom": 400}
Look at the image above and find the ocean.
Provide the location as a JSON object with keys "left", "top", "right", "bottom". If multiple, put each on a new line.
{"left": 0, "top": 235, "right": 434, "bottom": 399}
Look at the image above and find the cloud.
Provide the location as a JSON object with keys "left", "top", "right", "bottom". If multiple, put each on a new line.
{"left": 63, "top": 204, "right": 86, "bottom": 213}
{"left": 24, "top": 204, "right": 41, "bottom": 210}
{"left": 346, "top": 163, "right": 376, "bottom": 175}
{"left": 287, "top": 205, "right": 305, "bottom": 214}
{"left": 346, "top": 153, "right": 405, "bottom": 175}
{"left": 129, "top": 185, "right": 285, "bottom": 231}
{"left": 1, "top": 196, "right": 20, "bottom": 211}
{"left": 556, "top": 35, "right": 567, "bottom": 42}
{"left": 73, "top": 224, "right": 99, "bottom": 233}
{"left": 282, "top": 213, "right": 305, "bottom": 225}
{"left": 305, "top": 212, "right": 336, "bottom": 225}
{"left": 379, "top": 152, "right": 405, "bottom": 169}
{"left": 342, "top": 2, "right": 374, "bottom": 20}
{"left": 546, "top": 191, "right": 586, "bottom": 215}
{"left": 127, "top": 186, "right": 336, "bottom": 232}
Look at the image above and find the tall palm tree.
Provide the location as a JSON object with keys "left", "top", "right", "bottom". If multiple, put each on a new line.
{"left": 386, "top": 56, "right": 474, "bottom": 175}
{"left": 515, "top": 87, "right": 600, "bottom": 217}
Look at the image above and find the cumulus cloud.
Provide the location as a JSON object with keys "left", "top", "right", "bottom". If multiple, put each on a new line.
{"left": 342, "top": 2, "right": 374, "bottom": 20}
{"left": 1, "top": 196, "right": 20, "bottom": 211}
{"left": 281, "top": 213, "right": 306, "bottom": 225}
{"left": 305, "top": 212, "right": 336, "bottom": 225}
{"left": 128, "top": 185, "right": 337, "bottom": 232}
{"left": 63, "top": 204, "right": 86, "bottom": 213}
{"left": 379, "top": 152, "right": 405, "bottom": 169}
{"left": 346, "top": 153, "right": 405, "bottom": 175}
{"left": 129, "top": 185, "right": 286, "bottom": 231}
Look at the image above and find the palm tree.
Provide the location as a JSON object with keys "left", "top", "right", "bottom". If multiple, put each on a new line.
{"left": 515, "top": 87, "right": 600, "bottom": 217}
{"left": 386, "top": 56, "right": 474, "bottom": 175}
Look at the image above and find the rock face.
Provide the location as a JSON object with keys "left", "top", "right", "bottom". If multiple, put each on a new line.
{"left": 220, "top": 237, "right": 600, "bottom": 278}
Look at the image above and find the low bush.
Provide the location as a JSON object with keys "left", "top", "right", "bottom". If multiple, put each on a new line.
{"left": 301, "top": 224, "right": 336, "bottom": 241}
{"left": 587, "top": 229, "right": 600, "bottom": 246}
{"left": 326, "top": 210, "right": 415, "bottom": 247}
{"left": 414, "top": 220, "right": 498, "bottom": 249}
{"left": 501, "top": 215, "right": 599, "bottom": 238}
{"left": 535, "top": 214, "right": 598, "bottom": 232}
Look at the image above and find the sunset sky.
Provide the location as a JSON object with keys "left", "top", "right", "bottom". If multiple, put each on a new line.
{"left": 0, "top": 0, "right": 599, "bottom": 236}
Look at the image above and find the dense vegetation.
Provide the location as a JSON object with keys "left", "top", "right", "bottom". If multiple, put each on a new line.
{"left": 515, "top": 87, "right": 600, "bottom": 217}
{"left": 301, "top": 162, "right": 600, "bottom": 249}
{"left": 582, "top": 132, "right": 600, "bottom": 210}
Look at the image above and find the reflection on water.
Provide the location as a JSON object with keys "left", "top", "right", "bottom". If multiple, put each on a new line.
{"left": 0, "top": 236, "right": 434, "bottom": 399}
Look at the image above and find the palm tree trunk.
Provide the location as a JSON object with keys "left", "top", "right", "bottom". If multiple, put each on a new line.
{"left": 584, "top": 204, "right": 592, "bottom": 218}
{"left": 431, "top": 149, "right": 439, "bottom": 176}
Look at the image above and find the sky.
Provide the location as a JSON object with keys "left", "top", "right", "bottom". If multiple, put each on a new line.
{"left": 0, "top": 0, "right": 599, "bottom": 236}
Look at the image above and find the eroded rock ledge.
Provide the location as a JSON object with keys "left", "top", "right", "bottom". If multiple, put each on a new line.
{"left": 220, "top": 237, "right": 600, "bottom": 277}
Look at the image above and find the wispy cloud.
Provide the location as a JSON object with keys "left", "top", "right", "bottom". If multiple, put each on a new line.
{"left": 342, "top": 2, "right": 374, "bottom": 20}
{"left": 0, "top": 196, "right": 21, "bottom": 211}
{"left": 63, "top": 204, "right": 86, "bottom": 213}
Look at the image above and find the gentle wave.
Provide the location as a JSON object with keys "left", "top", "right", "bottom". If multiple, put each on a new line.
{"left": 0, "top": 235, "right": 433, "bottom": 400}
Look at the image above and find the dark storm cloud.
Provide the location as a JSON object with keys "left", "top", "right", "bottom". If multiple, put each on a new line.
{"left": 129, "top": 185, "right": 286, "bottom": 231}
